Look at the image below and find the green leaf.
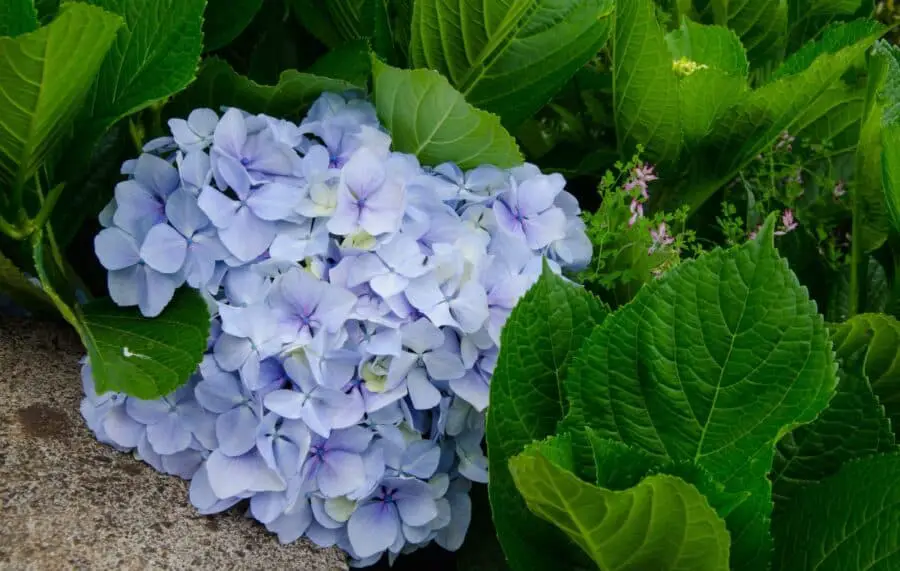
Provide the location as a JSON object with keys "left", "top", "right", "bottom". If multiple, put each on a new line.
{"left": 76, "top": 0, "right": 206, "bottom": 142}
{"left": 793, "top": 81, "right": 865, "bottom": 157}
{"left": 410, "top": 0, "right": 615, "bottom": 128}
{"left": 0, "top": 3, "right": 121, "bottom": 192}
{"left": 203, "top": 0, "right": 262, "bottom": 52}
{"left": 772, "top": 348, "right": 895, "bottom": 509}
{"left": 371, "top": 58, "right": 523, "bottom": 169}
{"left": 563, "top": 216, "right": 837, "bottom": 571}
{"left": 666, "top": 18, "right": 749, "bottom": 76}
{"left": 868, "top": 40, "right": 900, "bottom": 238}
{"left": 486, "top": 265, "right": 608, "bottom": 571}
{"left": 166, "top": 58, "right": 360, "bottom": 121}
{"left": 613, "top": 0, "right": 681, "bottom": 162}
{"left": 773, "top": 453, "right": 900, "bottom": 571}
{"left": 773, "top": 18, "right": 879, "bottom": 81}
{"left": 662, "top": 20, "right": 883, "bottom": 213}
{"left": 832, "top": 313, "right": 900, "bottom": 438}
{"left": 708, "top": 0, "right": 788, "bottom": 66}
{"left": 0, "top": 0, "right": 38, "bottom": 36}
{"left": 80, "top": 288, "right": 209, "bottom": 398}
{"left": 305, "top": 39, "right": 371, "bottom": 87}
{"left": 787, "top": 0, "right": 863, "bottom": 52}
{"left": 286, "top": 0, "right": 364, "bottom": 48}
{"left": 0, "top": 247, "right": 51, "bottom": 312}
{"left": 886, "top": 123, "right": 900, "bottom": 235}
{"left": 509, "top": 435, "right": 731, "bottom": 571}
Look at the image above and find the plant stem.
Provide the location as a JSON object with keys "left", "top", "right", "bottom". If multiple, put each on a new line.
{"left": 30, "top": 182, "right": 65, "bottom": 231}
{"left": 0, "top": 216, "right": 27, "bottom": 239}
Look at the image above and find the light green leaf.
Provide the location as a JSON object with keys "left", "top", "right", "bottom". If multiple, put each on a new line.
{"left": 510, "top": 435, "right": 730, "bottom": 571}
{"left": 871, "top": 41, "right": 900, "bottom": 237}
{"left": 886, "top": 124, "right": 900, "bottom": 234}
{"left": 662, "top": 20, "right": 883, "bottom": 213}
{"left": 793, "top": 81, "right": 865, "bottom": 157}
{"left": 709, "top": 0, "right": 788, "bottom": 65}
{"left": 666, "top": 18, "right": 749, "bottom": 76}
{"left": 80, "top": 288, "right": 209, "bottom": 398}
{"left": 76, "top": 0, "right": 206, "bottom": 141}
{"left": 0, "top": 0, "right": 38, "bottom": 36}
{"left": 773, "top": 453, "right": 900, "bottom": 571}
{"left": 203, "top": 0, "right": 262, "bottom": 52}
{"left": 0, "top": 3, "right": 121, "bottom": 192}
{"left": 487, "top": 265, "right": 608, "bottom": 571}
{"left": 772, "top": 348, "right": 895, "bottom": 509}
{"left": 0, "top": 247, "right": 51, "bottom": 312}
{"left": 410, "top": 0, "right": 615, "bottom": 128}
{"left": 832, "top": 313, "right": 900, "bottom": 438}
{"left": 773, "top": 18, "right": 879, "bottom": 81}
{"left": 613, "top": 0, "right": 681, "bottom": 162}
{"left": 166, "top": 58, "right": 360, "bottom": 121}
{"left": 371, "top": 59, "right": 522, "bottom": 169}
{"left": 564, "top": 216, "right": 837, "bottom": 571}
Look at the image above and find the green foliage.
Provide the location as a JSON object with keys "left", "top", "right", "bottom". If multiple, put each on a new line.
{"left": 371, "top": 58, "right": 523, "bottom": 169}
{"left": 0, "top": 4, "right": 121, "bottom": 194}
{"left": 0, "top": 247, "right": 51, "bottom": 312}
{"left": 0, "top": 0, "right": 38, "bottom": 36}
{"left": 509, "top": 435, "right": 731, "bottom": 571}
{"left": 773, "top": 454, "right": 900, "bottom": 570}
{"left": 203, "top": 0, "right": 263, "bottom": 52}
{"left": 486, "top": 264, "right": 608, "bottom": 571}
{"left": 80, "top": 288, "right": 209, "bottom": 398}
{"left": 410, "top": 0, "right": 615, "bottom": 128}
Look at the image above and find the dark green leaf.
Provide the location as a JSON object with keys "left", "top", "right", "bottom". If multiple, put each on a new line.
{"left": 371, "top": 58, "right": 523, "bottom": 169}
{"left": 81, "top": 288, "right": 209, "bottom": 398}
{"left": 410, "top": 0, "right": 615, "bottom": 129}
{"left": 773, "top": 454, "right": 900, "bottom": 570}
{"left": 286, "top": 0, "right": 364, "bottom": 48}
{"left": 772, "top": 348, "right": 895, "bottom": 508}
{"left": 832, "top": 313, "right": 900, "bottom": 438}
{"left": 34, "top": 0, "right": 58, "bottom": 23}
{"left": 787, "top": 0, "right": 863, "bottom": 53}
{"left": 203, "top": 0, "right": 262, "bottom": 52}
{"left": 0, "top": 247, "right": 51, "bottom": 312}
{"left": 76, "top": 0, "right": 206, "bottom": 142}
{"left": 306, "top": 39, "right": 371, "bottom": 87}
{"left": 707, "top": 0, "right": 788, "bottom": 66}
{"left": 773, "top": 18, "right": 879, "bottom": 81}
{"left": 563, "top": 217, "right": 837, "bottom": 571}
{"left": 0, "top": 0, "right": 38, "bottom": 36}
{"left": 510, "top": 435, "right": 731, "bottom": 571}
{"left": 0, "top": 3, "right": 121, "bottom": 192}
{"left": 486, "top": 265, "right": 608, "bottom": 571}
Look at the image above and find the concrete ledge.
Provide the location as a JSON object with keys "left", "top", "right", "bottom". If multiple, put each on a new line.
{"left": 0, "top": 319, "right": 348, "bottom": 570}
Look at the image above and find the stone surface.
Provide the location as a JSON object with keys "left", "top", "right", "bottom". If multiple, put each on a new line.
{"left": 0, "top": 318, "right": 348, "bottom": 571}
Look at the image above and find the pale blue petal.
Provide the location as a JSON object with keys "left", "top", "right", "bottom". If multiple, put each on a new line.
{"left": 95, "top": 227, "right": 140, "bottom": 270}
{"left": 146, "top": 413, "right": 192, "bottom": 454}
{"left": 140, "top": 223, "right": 187, "bottom": 274}
{"left": 216, "top": 406, "right": 259, "bottom": 456}
{"left": 206, "top": 449, "right": 286, "bottom": 498}
{"left": 246, "top": 182, "right": 300, "bottom": 221}
{"left": 348, "top": 501, "right": 399, "bottom": 558}
{"left": 318, "top": 450, "right": 365, "bottom": 497}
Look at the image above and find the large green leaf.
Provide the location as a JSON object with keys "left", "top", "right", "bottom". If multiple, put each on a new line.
{"left": 786, "top": 0, "right": 863, "bottom": 52}
{"left": 287, "top": 0, "right": 364, "bottom": 48}
{"left": 613, "top": 0, "right": 681, "bottom": 162}
{"left": 76, "top": 0, "right": 206, "bottom": 142}
{"left": 792, "top": 81, "right": 865, "bottom": 157}
{"left": 863, "top": 41, "right": 900, "bottom": 241}
{"left": 80, "top": 288, "right": 209, "bottom": 398}
{"left": 0, "top": 3, "right": 121, "bottom": 192}
{"left": 886, "top": 123, "right": 900, "bottom": 235}
{"left": 409, "top": 0, "right": 615, "bottom": 128}
{"left": 510, "top": 435, "right": 731, "bottom": 571}
{"left": 832, "top": 313, "right": 900, "bottom": 437}
{"left": 563, "top": 216, "right": 837, "bottom": 571}
{"left": 371, "top": 59, "right": 522, "bottom": 169}
{"left": 0, "top": 247, "right": 51, "bottom": 312}
{"left": 663, "top": 20, "right": 883, "bottom": 213}
{"left": 706, "top": 0, "right": 788, "bottom": 66}
{"left": 0, "top": 0, "right": 38, "bottom": 36}
{"left": 486, "top": 265, "right": 608, "bottom": 571}
{"left": 773, "top": 453, "right": 900, "bottom": 570}
{"left": 202, "top": 0, "right": 262, "bottom": 52}
{"left": 772, "top": 348, "right": 895, "bottom": 508}
{"left": 166, "top": 58, "right": 361, "bottom": 121}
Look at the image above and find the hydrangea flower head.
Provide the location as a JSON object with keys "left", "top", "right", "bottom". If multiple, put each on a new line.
{"left": 82, "top": 92, "right": 591, "bottom": 566}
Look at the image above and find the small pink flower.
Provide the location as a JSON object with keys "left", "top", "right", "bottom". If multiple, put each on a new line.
{"left": 749, "top": 225, "right": 761, "bottom": 240}
{"left": 775, "top": 209, "right": 798, "bottom": 236}
{"left": 833, "top": 180, "right": 846, "bottom": 199}
{"left": 648, "top": 223, "right": 674, "bottom": 254}
{"left": 623, "top": 164, "right": 657, "bottom": 199}
{"left": 628, "top": 199, "right": 644, "bottom": 226}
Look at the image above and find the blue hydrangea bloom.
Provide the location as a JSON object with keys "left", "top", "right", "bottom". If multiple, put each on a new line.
{"left": 81, "top": 91, "right": 591, "bottom": 566}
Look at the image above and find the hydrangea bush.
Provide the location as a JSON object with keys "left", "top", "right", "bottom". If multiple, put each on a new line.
{"left": 80, "top": 91, "right": 590, "bottom": 565}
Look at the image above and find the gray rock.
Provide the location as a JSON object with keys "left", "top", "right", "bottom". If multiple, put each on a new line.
{"left": 0, "top": 319, "right": 348, "bottom": 570}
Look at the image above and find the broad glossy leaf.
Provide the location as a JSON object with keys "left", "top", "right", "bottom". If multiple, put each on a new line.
{"left": 0, "top": 3, "right": 121, "bottom": 191}
{"left": 306, "top": 39, "right": 371, "bottom": 87}
{"left": 0, "top": 0, "right": 38, "bottom": 36}
{"left": 564, "top": 217, "right": 836, "bottom": 570}
{"left": 666, "top": 19, "right": 749, "bottom": 76}
{"left": 410, "top": 0, "right": 615, "bottom": 128}
{"left": 886, "top": 123, "right": 900, "bottom": 234}
{"left": 81, "top": 288, "right": 209, "bottom": 398}
{"left": 167, "top": 58, "right": 360, "bottom": 120}
{"left": 772, "top": 348, "right": 895, "bottom": 508}
{"left": 872, "top": 41, "right": 900, "bottom": 237}
{"left": 787, "top": 0, "right": 863, "bottom": 52}
{"left": 487, "top": 265, "right": 607, "bottom": 571}
{"left": 793, "top": 82, "right": 865, "bottom": 157}
{"left": 510, "top": 436, "right": 730, "bottom": 571}
{"left": 773, "top": 454, "right": 900, "bottom": 570}
{"left": 832, "top": 313, "right": 900, "bottom": 437}
{"left": 372, "top": 59, "right": 522, "bottom": 169}
{"left": 77, "top": 0, "right": 206, "bottom": 141}
{"left": 613, "top": 0, "right": 681, "bottom": 162}
{"left": 203, "top": 0, "right": 262, "bottom": 52}
{"left": 707, "top": 0, "right": 788, "bottom": 66}
{"left": 287, "top": 0, "right": 364, "bottom": 48}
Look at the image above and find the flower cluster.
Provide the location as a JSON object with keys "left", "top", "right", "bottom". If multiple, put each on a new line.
{"left": 81, "top": 92, "right": 590, "bottom": 565}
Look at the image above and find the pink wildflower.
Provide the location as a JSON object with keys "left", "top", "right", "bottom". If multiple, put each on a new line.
{"left": 774, "top": 209, "right": 798, "bottom": 236}
{"left": 648, "top": 223, "right": 674, "bottom": 254}
{"left": 624, "top": 164, "right": 657, "bottom": 199}
{"left": 749, "top": 225, "right": 761, "bottom": 240}
{"left": 628, "top": 199, "right": 644, "bottom": 226}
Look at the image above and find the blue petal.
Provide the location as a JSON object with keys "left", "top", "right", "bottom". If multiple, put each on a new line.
{"left": 347, "top": 501, "right": 399, "bottom": 558}
{"left": 205, "top": 449, "right": 286, "bottom": 498}
{"left": 216, "top": 405, "right": 259, "bottom": 457}
{"left": 140, "top": 223, "right": 187, "bottom": 274}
